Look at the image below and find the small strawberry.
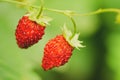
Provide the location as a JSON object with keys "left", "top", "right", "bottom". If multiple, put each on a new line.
{"left": 42, "top": 25, "right": 84, "bottom": 70}
{"left": 15, "top": 3, "right": 52, "bottom": 49}
{"left": 15, "top": 15, "right": 45, "bottom": 48}
{"left": 42, "top": 35, "right": 73, "bottom": 70}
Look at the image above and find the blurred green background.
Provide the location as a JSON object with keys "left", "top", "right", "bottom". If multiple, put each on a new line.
{"left": 0, "top": 0, "right": 120, "bottom": 80}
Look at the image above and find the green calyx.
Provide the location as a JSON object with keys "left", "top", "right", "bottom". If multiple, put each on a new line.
{"left": 27, "top": 6, "right": 52, "bottom": 26}
{"left": 26, "top": 0, "right": 52, "bottom": 26}
{"left": 62, "top": 24, "right": 85, "bottom": 50}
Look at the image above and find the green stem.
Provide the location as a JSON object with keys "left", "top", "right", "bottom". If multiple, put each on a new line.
{"left": 44, "top": 8, "right": 65, "bottom": 14}
{"left": 69, "top": 17, "right": 77, "bottom": 39}
{"left": 2, "top": 0, "right": 120, "bottom": 15}
{"left": 1, "top": 0, "right": 27, "bottom": 6}
{"left": 36, "top": 0, "right": 44, "bottom": 19}
{"left": 0, "top": 0, "right": 38, "bottom": 8}
{"left": 73, "top": 8, "right": 120, "bottom": 16}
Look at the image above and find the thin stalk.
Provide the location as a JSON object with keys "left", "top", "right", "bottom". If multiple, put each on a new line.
{"left": 0, "top": 0, "right": 38, "bottom": 8}
{"left": 1, "top": 0, "right": 120, "bottom": 16}
{"left": 1, "top": 0, "right": 27, "bottom": 6}
{"left": 44, "top": 8, "right": 65, "bottom": 14}
{"left": 69, "top": 17, "right": 77, "bottom": 39}
{"left": 73, "top": 8, "right": 120, "bottom": 16}
{"left": 36, "top": 0, "right": 44, "bottom": 19}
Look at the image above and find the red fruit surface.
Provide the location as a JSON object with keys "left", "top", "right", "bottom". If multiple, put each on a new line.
{"left": 15, "top": 16, "right": 45, "bottom": 49}
{"left": 42, "top": 35, "right": 74, "bottom": 71}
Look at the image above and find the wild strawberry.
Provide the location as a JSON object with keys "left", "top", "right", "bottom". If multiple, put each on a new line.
{"left": 42, "top": 35, "right": 73, "bottom": 70}
{"left": 15, "top": 16, "right": 45, "bottom": 49}
{"left": 41, "top": 25, "right": 84, "bottom": 71}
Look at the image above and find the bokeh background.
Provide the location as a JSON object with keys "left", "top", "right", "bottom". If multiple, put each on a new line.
{"left": 0, "top": 0, "right": 120, "bottom": 80}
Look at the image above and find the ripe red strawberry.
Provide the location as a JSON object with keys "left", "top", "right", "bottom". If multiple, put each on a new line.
{"left": 15, "top": 16, "right": 45, "bottom": 49}
{"left": 42, "top": 35, "right": 74, "bottom": 70}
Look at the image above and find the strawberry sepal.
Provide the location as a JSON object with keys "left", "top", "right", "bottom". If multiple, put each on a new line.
{"left": 27, "top": 7, "right": 52, "bottom": 26}
{"left": 62, "top": 24, "right": 85, "bottom": 49}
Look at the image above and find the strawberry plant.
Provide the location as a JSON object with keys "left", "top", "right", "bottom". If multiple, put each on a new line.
{"left": 0, "top": 0, "right": 120, "bottom": 78}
